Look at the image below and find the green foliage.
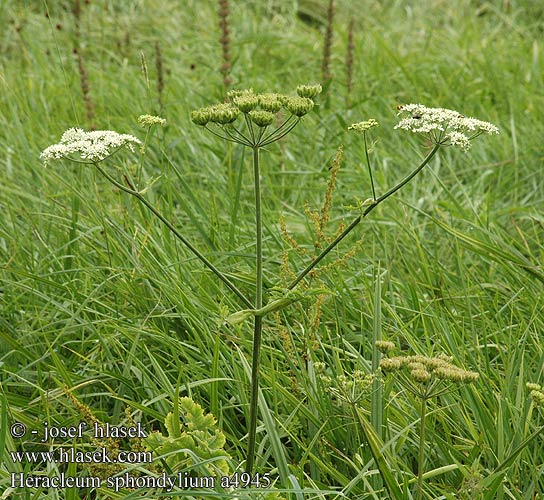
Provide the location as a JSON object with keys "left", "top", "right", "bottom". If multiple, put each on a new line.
{"left": 145, "top": 397, "right": 230, "bottom": 475}
{"left": 1, "top": 1, "right": 544, "bottom": 499}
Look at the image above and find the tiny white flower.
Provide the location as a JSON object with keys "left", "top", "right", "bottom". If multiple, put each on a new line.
{"left": 40, "top": 128, "right": 142, "bottom": 166}
{"left": 447, "top": 131, "right": 471, "bottom": 151}
{"left": 395, "top": 104, "right": 499, "bottom": 150}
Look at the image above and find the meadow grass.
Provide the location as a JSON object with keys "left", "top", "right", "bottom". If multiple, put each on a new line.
{"left": 1, "top": 1, "right": 543, "bottom": 498}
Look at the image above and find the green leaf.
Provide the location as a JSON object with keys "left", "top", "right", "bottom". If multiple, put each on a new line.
{"left": 145, "top": 397, "right": 230, "bottom": 475}
{"left": 355, "top": 407, "right": 404, "bottom": 499}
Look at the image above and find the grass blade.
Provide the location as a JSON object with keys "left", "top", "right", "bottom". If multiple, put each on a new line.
{"left": 355, "top": 407, "right": 404, "bottom": 499}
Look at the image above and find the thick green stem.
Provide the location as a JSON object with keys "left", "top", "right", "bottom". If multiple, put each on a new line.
{"left": 287, "top": 144, "right": 441, "bottom": 290}
{"left": 246, "top": 146, "right": 263, "bottom": 473}
{"left": 417, "top": 397, "right": 428, "bottom": 500}
{"left": 93, "top": 163, "right": 252, "bottom": 309}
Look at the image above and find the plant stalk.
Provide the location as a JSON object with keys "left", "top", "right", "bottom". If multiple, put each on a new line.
{"left": 246, "top": 146, "right": 263, "bottom": 473}
{"left": 363, "top": 131, "right": 376, "bottom": 200}
{"left": 93, "top": 162, "right": 252, "bottom": 309}
{"left": 417, "top": 396, "right": 428, "bottom": 500}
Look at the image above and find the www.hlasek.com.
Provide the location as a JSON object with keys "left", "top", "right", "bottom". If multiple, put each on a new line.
{"left": 10, "top": 447, "right": 151, "bottom": 465}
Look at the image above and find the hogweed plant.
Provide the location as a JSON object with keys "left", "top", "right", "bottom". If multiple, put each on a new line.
{"left": 191, "top": 84, "right": 322, "bottom": 473}
{"left": 317, "top": 364, "right": 374, "bottom": 408}
{"left": 41, "top": 92, "right": 499, "bottom": 481}
{"left": 379, "top": 345, "right": 479, "bottom": 499}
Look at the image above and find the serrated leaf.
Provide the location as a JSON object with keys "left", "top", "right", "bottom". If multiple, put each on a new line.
{"left": 144, "top": 397, "right": 230, "bottom": 475}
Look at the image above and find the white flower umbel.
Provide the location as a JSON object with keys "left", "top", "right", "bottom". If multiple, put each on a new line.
{"left": 395, "top": 104, "right": 499, "bottom": 151}
{"left": 40, "top": 128, "right": 142, "bottom": 165}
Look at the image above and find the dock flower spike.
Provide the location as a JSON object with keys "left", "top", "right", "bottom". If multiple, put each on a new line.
{"left": 40, "top": 128, "right": 141, "bottom": 166}
{"left": 395, "top": 104, "right": 499, "bottom": 151}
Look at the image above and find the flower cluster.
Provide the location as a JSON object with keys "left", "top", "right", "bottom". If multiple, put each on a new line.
{"left": 190, "top": 85, "right": 321, "bottom": 145}
{"left": 296, "top": 84, "right": 322, "bottom": 98}
{"left": 191, "top": 103, "right": 240, "bottom": 126}
{"left": 40, "top": 128, "right": 141, "bottom": 166}
{"left": 316, "top": 363, "right": 373, "bottom": 405}
{"left": 395, "top": 104, "right": 499, "bottom": 151}
{"left": 374, "top": 340, "right": 396, "bottom": 353}
{"left": 137, "top": 114, "right": 167, "bottom": 127}
{"left": 527, "top": 382, "right": 544, "bottom": 406}
{"left": 380, "top": 351, "right": 479, "bottom": 385}
{"left": 348, "top": 119, "right": 379, "bottom": 134}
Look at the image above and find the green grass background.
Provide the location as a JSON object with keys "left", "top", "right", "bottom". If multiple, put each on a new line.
{"left": 1, "top": 0, "right": 543, "bottom": 498}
